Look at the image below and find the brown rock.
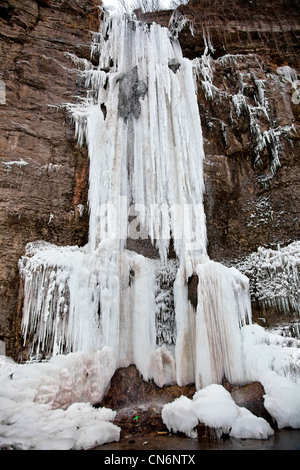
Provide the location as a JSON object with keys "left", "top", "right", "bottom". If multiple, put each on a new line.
{"left": 0, "top": 0, "right": 100, "bottom": 357}
{"left": 99, "top": 364, "right": 196, "bottom": 437}
{"left": 100, "top": 364, "right": 196, "bottom": 410}
{"left": 229, "top": 381, "right": 275, "bottom": 427}
{"left": 113, "top": 405, "right": 169, "bottom": 438}
{"left": 188, "top": 274, "right": 198, "bottom": 309}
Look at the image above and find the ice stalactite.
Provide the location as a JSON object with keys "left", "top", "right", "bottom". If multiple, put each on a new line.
{"left": 174, "top": 260, "right": 251, "bottom": 388}
{"left": 20, "top": 10, "right": 252, "bottom": 389}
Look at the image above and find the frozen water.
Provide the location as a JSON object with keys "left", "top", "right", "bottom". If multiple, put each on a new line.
{"left": 0, "top": 352, "right": 120, "bottom": 450}
{"left": 162, "top": 383, "right": 274, "bottom": 440}
{"left": 6, "top": 9, "right": 299, "bottom": 450}
{"left": 174, "top": 259, "right": 251, "bottom": 388}
{"left": 234, "top": 241, "right": 300, "bottom": 317}
{"left": 163, "top": 322, "right": 300, "bottom": 438}
{"left": 242, "top": 324, "right": 300, "bottom": 429}
{"left": 20, "top": 9, "right": 209, "bottom": 377}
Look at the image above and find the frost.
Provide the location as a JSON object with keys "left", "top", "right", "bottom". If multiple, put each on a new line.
{"left": 76, "top": 204, "right": 84, "bottom": 217}
{"left": 2, "top": 158, "right": 28, "bottom": 168}
{"left": 245, "top": 195, "right": 274, "bottom": 228}
{"left": 42, "top": 163, "right": 61, "bottom": 174}
{"left": 168, "top": 10, "right": 194, "bottom": 38}
{"left": 269, "top": 321, "right": 300, "bottom": 341}
{"left": 193, "top": 47, "right": 296, "bottom": 175}
{"left": 277, "top": 65, "right": 299, "bottom": 94}
{"left": 234, "top": 241, "right": 300, "bottom": 317}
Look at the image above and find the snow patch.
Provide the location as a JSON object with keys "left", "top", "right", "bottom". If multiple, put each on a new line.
{"left": 0, "top": 352, "right": 119, "bottom": 450}
{"left": 162, "top": 383, "right": 274, "bottom": 440}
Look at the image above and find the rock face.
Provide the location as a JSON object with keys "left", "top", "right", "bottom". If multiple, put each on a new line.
{"left": 0, "top": 0, "right": 99, "bottom": 356}
{"left": 100, "top": 364, "right": 196, "bottom": 438}
{"left": 0, "top": 0, "right": 299, "bottom": 354}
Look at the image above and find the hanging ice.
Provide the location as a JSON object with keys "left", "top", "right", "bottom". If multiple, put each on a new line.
{"left": 19, "top": 10, "right": 252, "bottom": 389}
{"left": 174, "top": 260, "right": 251, "bottom": 388}
{"left": 70, "top": 11, "right": 207, "bottom": 264}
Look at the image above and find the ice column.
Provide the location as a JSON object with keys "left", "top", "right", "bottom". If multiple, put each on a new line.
{"left": 174, "top": 260, "right": 251, "bottom": 388}
{"left": 73, "top": 12, "right": 207, "bottom": 265}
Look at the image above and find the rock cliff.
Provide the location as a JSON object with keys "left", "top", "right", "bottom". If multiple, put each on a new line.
{"left": 174, "top": 0, "right": 300, "bottom": 262}
{"left": 0, "top": 0, "right": 99, "bottom": 356}
{"left": 0, "top": 0, "right": 299, "bottom": 357}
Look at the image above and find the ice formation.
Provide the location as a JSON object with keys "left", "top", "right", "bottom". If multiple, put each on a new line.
{"left": 234, "top": 241, "right": 300, "bottom": 318}
{"left": 163, "top": 325, "right": 300, "bottom": 439}
{"left": 19, "top": 10, "right": 251, "bottom": 389}
{"left": 2, "top": 9, "right": 297, "bottom": 449}
{"left": 0, "top": 352, "right": 120, "bottom": 450}
{"left": 173, "top": 260, "right": 251, "bottom": 389}
{"left": 162, "top": 384, "right": 275, "bottom": 440}
{"left": 194, "top": 51, "right": 296, "bottom": 176}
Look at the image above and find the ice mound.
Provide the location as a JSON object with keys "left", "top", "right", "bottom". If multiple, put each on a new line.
{"left": 0, "top": 350, "right": 120, "bottom": 450}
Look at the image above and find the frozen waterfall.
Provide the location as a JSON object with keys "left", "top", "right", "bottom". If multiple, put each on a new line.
{"left": 19, "top": 10, "right": 252, "bottom": 389}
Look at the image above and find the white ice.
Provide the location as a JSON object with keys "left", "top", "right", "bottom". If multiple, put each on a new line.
{"left": 162, "top": 324, "right": 300, "bottom": 439}
{"left": 234, "top": 241, "right": 300, "bottom": 317}
{"left": 0, "top": 350, "right": 120, "bottom": 450}
{"left": 20, "top": 10, "right": 208, "bottom": 380}
{"left": 162, "top": 383, "right": 274, "bottom": 440}
{"left": 174, "top": 259, "right": 252, "bottom": 388}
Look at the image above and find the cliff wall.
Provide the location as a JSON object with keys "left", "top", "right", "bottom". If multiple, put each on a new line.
{"left": 0, "top": 0, "right": 99, "bottom": 356}
{"left": 174, "top": 0, "right": 300, "bottom": 261}
{"left": 171, "top": 0, "right": 300, "bottom": 325}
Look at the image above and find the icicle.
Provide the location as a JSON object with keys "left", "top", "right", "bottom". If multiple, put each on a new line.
{"left": 194, "top": 261, "right": 251, "bottom": 388}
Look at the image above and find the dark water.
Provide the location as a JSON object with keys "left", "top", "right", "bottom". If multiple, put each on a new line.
{"left": 95, "top": 429, "right": 300, "bottom": 451}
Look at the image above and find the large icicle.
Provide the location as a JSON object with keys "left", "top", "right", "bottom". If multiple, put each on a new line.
{"left": 71, "top": 11, "right": 207, "bottom": 265}
{"left": 174, "top": 259, "right": 252, "bottom": 388}
{"left": 194, "top": 261, "right": 251, "bottom": 388}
